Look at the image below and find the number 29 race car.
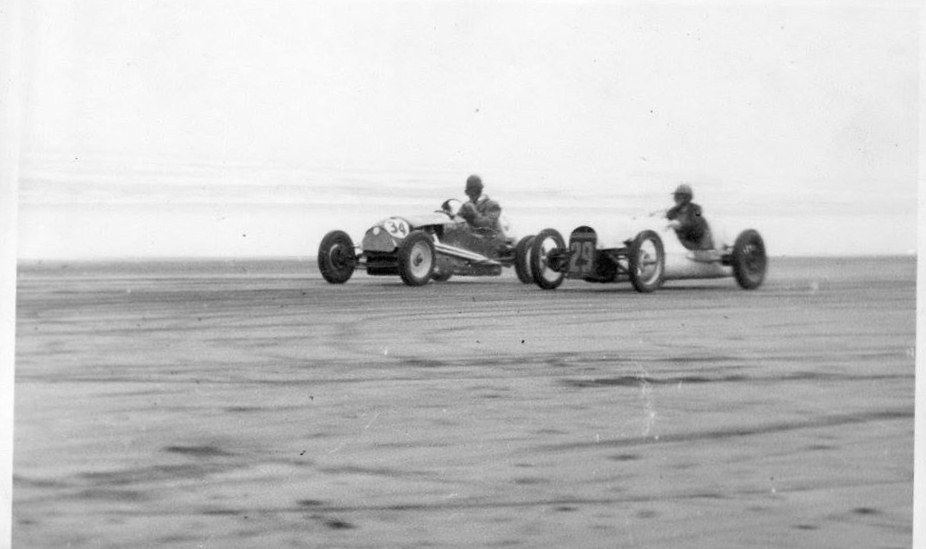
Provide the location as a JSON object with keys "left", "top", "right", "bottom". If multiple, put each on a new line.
{"left": 528, "top": 214, "right": 767, "bottom": 292}
{"left": 317, "top": 199, "right": 535, "bottom": 286}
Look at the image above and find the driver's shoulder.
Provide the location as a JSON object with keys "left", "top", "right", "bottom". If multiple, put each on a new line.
{"left": 479, "top": 195, "right": 501, "bottom": 209}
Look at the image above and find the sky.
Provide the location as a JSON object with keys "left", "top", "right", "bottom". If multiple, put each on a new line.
{"left": 13, "top": 0, "right": 921, "bottom": 258}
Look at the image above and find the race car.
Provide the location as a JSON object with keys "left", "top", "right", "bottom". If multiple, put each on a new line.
{"left": 317, "top": 199, "right": 535, "bottom": 286}
{"left": 528, "top": 214, "right": 767, "bottom": 292}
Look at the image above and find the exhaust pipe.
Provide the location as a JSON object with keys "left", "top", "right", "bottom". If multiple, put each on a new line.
{"left": 434, "top": 241, "right": 501, "bottom": 266}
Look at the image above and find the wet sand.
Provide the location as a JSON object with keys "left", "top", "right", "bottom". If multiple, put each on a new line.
{"left": 13, "top": 257, "right": 915, "bottom": 548}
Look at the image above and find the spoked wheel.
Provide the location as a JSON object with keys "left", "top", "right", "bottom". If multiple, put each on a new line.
{"left": 732, "top": 229, "right": 767, "bottom": 289}
{"left": 514, "top": 235, "right": 535, "bottom": 284}
{"left": 398, "top": 231, "right": 436, "bottom": 286}
{"left": 628, "top": 230, "right": 665, "bottom": 293}
{"left": 318, "top": 230, "right": 356, "bottom": 284}
{"left": 530, "top": 229, "right": 566, "bottom": 290}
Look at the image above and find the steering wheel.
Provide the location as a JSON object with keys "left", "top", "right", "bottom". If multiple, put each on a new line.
{"left": 437, "top": 198, "right": 463, "bottom": 218}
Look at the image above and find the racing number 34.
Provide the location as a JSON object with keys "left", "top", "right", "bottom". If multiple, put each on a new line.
{"left": 569, "top": 239, "right": 595, "bottom": 275}
{"left": 384, "top": 218, "right": 410, "bottom": 238}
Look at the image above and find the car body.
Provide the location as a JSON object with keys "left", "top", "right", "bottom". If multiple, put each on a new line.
{"left": 529, "top": 214, "right": 767, "bottom": 292}
{"left": 318, "top": 199, "right": 535, "bottom": 286}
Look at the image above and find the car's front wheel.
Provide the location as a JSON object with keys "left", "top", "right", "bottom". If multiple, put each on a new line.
{"left": 530, "top": 229, "right": 566, "bottom": 290}
{"left": 318, "top": 230, "right": 356, "bottom": 284}
{"left": 398, "top": 231, "right": 436, "bottom": 286}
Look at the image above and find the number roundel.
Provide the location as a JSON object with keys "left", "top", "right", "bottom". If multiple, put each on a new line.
{"left": 383, "top": 218, "right": 410, "bottom": 238}
{"left": 569, "top": 240, "right": 595, "bottom": 275}
{"left": 567, "top": 226, "right": 597, "bottom": 276}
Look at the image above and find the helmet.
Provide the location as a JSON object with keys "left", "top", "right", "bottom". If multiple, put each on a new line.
{"left": 673, "top": 184, "right": 693, "bottom": 199}
{"left": 465, "top": 175, "right": 483, "bottom": 194}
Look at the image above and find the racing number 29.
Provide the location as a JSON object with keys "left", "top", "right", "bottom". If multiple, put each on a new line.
{"left": 569, "top": 239, "right": 595, "bottom": 275}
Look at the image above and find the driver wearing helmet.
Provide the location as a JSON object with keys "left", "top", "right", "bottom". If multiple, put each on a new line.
{"left": 666, "top": 184, "right": 713, "bottom": 250}
{"left": 459, "top": 175, "right": 504, "bottom": 238}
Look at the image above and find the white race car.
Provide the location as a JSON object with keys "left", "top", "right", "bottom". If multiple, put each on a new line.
{"left": 528, "top": 214, "right": 767, "bottom": 292}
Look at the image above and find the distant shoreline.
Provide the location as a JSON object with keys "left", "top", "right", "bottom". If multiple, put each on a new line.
{"left": 15, "top": 253, "right": 917, "bottom": 266}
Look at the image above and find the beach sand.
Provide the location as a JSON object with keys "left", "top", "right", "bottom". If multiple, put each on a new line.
{"left": 13, "top": 256, "right": 914, "bottom": 548}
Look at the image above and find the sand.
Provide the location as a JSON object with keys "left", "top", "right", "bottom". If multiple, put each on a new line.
{"left": 13, "top": 256, "right": 914, "bottom": 548}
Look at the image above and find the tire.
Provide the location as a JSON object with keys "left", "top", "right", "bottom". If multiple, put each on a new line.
{"left": 530, "top": 229, "right": 566, "bottom": 290}
{"left": 431, "top": 269, "right": 453, "bottom": 282}
{"left": 317, "top": 230, "right": 356, "bottom": 284}
{"left": 514, "top": 235, "right": 535, "bottom": 284}
{"left": 732, "top": 229, "right": 767, "bottom": 290}
{"left": 398, "top": 231, "right": 436, "bottom": 286}
{"left": 628, "top": 230, "right": 665, "bottom": 293}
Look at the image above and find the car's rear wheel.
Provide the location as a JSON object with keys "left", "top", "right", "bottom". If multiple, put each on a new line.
{"left": 431, "top": 267, "right": 453, "bottom": 282}
{"left": 318, "top": 230, "right": 356, "bottom": 284}
{"left": 398, "top": 231, "right": 436, "bottom": 286}
{"left": 732, "top": 229, "right": 767, "bottom": 289}
{"left": 514, "top": 235, "right": 535, "bottom": 284}
{"left": 628, "top": 230, "right": 665, "bottom": 293}
{"left": 530, "top": 229, "right": 566, "bottom": 290}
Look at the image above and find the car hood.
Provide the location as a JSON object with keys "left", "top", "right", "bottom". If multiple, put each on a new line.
{"left": 362, "top": 212, "right": 458, "bottom": 253}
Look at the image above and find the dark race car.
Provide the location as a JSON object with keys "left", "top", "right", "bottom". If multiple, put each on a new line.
{"left": 318, "top": 199, "right": 535, "bottom": 286}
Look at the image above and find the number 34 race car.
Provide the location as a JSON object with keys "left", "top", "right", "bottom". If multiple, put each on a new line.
{"left": 317, "top": 199, "right": 535, "bottom": 286}
{"left": 528, "top": 216, "right": 767, "bottom": 292}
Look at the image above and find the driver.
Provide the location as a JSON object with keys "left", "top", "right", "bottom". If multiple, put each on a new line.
{"left": 666, "top": 184, "right": 713, "bottom": 250}
{"left": 459, "top": 174, "right": 504, "bottom": 239}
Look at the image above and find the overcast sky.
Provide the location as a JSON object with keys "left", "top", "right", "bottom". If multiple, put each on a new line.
{"left": 15, "top": 0, "right": 920, "bottom": 258}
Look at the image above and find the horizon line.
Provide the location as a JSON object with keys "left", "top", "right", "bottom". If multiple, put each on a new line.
{"left": 15, "top": 252, "right": 917, "bottom": 264}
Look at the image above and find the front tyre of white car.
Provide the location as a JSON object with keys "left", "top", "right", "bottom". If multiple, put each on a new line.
{"left": 530, "top": 229, "right": 566, "bottom": 290}
{"left": 318, "top": 230, "right": 356, "bottom": 284}
{"left": 514, "top": 235, "right": 535, "bottom": 284}
{"left": 732, "top": 229, "right": 767, "bottom": 290}
{"left": 629, "top": 230, "right": 665, "bottom": 293}
{"left": 398, "top": 231, "right": 436, "bottom": 286}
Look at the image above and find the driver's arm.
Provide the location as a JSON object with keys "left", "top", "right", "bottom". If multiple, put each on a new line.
{"left": 459, "top": 201, "right": 476, "bottom": 221}
{"left": 467, "top": 200, "right": 501, "bottom": 229}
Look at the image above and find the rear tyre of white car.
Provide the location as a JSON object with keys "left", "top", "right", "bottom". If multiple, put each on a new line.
{"left": 732, "top": 229, "right": 767, "bottom": 290}
{"left": 514, "top": 235, "right": 535, "bottom": 284}
{"left": 530, "top": 229, "right": 566, "bottom": 290}
{"left": 629, "top": 230, "right": 665, "bottom": 293}
{"left": 398, "top": 231, "right": 436, "bottom": 286}
{"left": 318, "top": 230, "right": 356, "bottom": 284}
